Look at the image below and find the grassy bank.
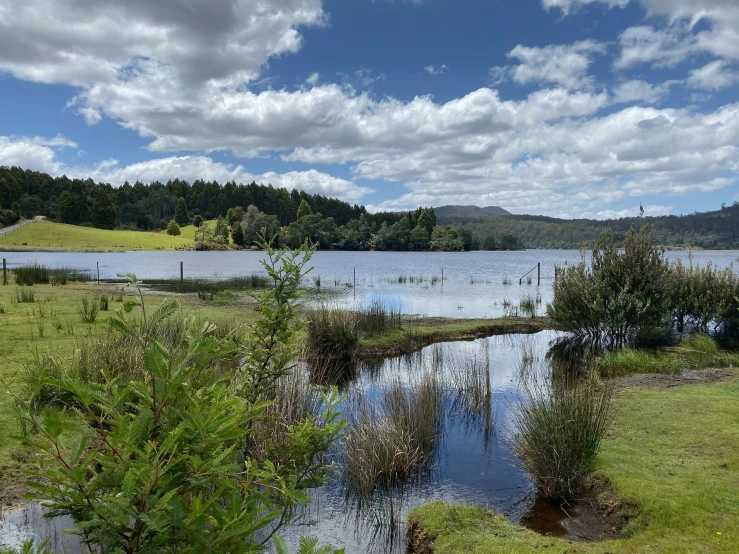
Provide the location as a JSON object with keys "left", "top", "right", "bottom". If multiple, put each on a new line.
{"left": 0, "top": 221, "right": 207, "bottom": 251}
{"left": 408, "top": 373, "right": 739, "bottom": 553}
{"left": 0, "top": 281, "right": 256, "bottom": 495}
{"left": 357, "top": 317, "right": 548, "bottom": 358}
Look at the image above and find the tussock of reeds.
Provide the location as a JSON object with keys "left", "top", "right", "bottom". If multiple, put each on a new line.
{"left": 14, "top": 263, "right": 90, "bottom": 286}
{"left": 514, "top": 374, "right": 614, "bottom": 499}
{"left": 343, "top": 373, "right": 445, "bottom": 496}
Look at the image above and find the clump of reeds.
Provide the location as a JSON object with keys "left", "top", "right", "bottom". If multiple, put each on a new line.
{"left": 519, "top": 296, "right": 537, "bottom": 318}
{"left": 16, "top": 287, "right": 35, "bottom": 303}
{"left": 343, "top": 373, "right": 445, "bottom": 496}
{"left": 514, "top": 374, "right": 614, "bottom": 499}
{"left": 355, "top": 299, "right": 402, "bottom": 336}
{"left": 146, "top": 273, "right": 268, "bottom": 294}
{"left": 14, "top": 263, "right": 90, "bottom": 286}
{"left": 250, "top": 367, "right": 324, "bottom": 463}
{"left": 502, "top": 277, "right": 512, "bottom": 285}
{"left": 99, "top": 295, "right": 109, "bottom": 311}
{"left": 79, "top": 297, "right": 99, "bottom": 323}
{"left": 450, "top": 352, "right": 491, "bottom": 415}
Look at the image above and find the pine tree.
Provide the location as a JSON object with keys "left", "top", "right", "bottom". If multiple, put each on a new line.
{"left": 232, "top": 222, "right": 245, "bottom": 246}
{"left": 174, "top": 197, "right": 189, "bottom": 226}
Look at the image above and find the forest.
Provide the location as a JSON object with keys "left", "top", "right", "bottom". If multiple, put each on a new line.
{"left": 1, "top": 165, "right": 737, "bottom": 250}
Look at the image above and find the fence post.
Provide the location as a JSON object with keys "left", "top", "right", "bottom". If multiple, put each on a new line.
{"left": 442, "top": 268, "right": 444, "bottom": 284}
{"left": 353, "top": 267, "right": 356, "bottom": 289}
{"left": 180, "top": 261, "right": 184, "bottom": 284}
{"left": 97, "top": 262, "right": 100, "bottom": 284}
{"left": 537, "top": 262, "right": 541, "bottom": 286}
{"left": 2, "top": 258, "right": 6, "bottom": 286}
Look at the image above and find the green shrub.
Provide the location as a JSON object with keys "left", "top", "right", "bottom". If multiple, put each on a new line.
{"left": 19, "top": 243, "right": 345, "bottom": 554}
{"left": 166, "top": 219, "right": 181, "bottom": 236}
{"left": 548, "top": 225, "right": 671, "bottom": 347}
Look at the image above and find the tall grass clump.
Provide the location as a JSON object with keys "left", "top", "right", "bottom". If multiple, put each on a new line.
{"left": 14, "top": 263, "right": 90, "bottom": 286}
{"left": 305, "top": 304, "right": 360, "bottom": 362}
{"left": 355, "top": 298, "right": 402, "bottom": 336}
{"left": 16, "top": 287, "right": 35, "bottom": 303}
{"left": 343, "top": 373, "right": 445, "bottom": 496}
{"left": 514, "top": 375, "right": 614, "bottom": 499}
{"left": 98, "top": 295, "right": 109, "bottom": 311}
{"left": 596, "top": 348, "right": 682, "bottom": 376}
{"left": 79, "top": 297, "right": 99, "bottom": 322}
{"left": 519, "top": 296, "right": 537, "bottom": 318}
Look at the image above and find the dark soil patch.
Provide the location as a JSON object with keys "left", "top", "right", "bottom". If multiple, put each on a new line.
{"left": 522, "top": 480, "right": 629, "bottom": 542}
{"left": 0, "top": 471, "right": 28, "bottom": 511}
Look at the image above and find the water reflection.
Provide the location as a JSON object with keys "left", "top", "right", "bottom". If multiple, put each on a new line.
{"left": 1, "top": 330, "right": 566, "bottom": 554}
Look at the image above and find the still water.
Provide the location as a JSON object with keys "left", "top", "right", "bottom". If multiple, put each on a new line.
{"left": 1, "top": 250, "right": 737, "bottom": 319}
{"left": 0, "top": 331, "right": 559, "bottom": 553}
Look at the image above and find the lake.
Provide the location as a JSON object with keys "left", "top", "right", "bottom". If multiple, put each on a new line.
{"left": 2, "top": 250, "right": 737, "bottom": 319}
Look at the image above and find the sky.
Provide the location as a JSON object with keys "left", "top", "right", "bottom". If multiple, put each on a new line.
{"left": 0, "top": 0, "right": 738, "bottom": 219}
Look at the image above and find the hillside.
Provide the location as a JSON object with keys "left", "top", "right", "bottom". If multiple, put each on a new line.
{"left": 434, "top": 205, "right": 510, "bottom": 220}
{"left": 0, "top": 221, "right": 204, "bottom": 251}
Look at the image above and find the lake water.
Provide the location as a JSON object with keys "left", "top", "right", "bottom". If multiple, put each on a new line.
{"left": 1, "top": 331, "right": 560, "bottom": 553}
{"left": 2, "top": 250, "right": 737, "bottom": 319}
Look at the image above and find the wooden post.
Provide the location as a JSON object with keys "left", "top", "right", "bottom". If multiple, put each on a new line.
{"left": 2, "top": 258, "right": 6, "bottom": 286}
{"left": 537, "top": 262, "right": 541, "bottom": 286}
{"left": 180, "top": 261, "right": 184, "bottom": 284}
{"left": 353, "top": 267, "right": 356, "bottom": 289}
{"left": 441, "top": 268, "right": 444, "bottom": 284}
{"left": 97, "top": 262, "right": 100, "bottom": 284}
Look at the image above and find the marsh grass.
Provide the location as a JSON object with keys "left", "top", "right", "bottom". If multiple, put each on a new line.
{"left": 98, "top": 295, "right": 109, "bottom": 311}
{"left": 519, "top": 296, "right": 537, "bottom": 318}
{"left": 343, "top": 372, "right": 445, "bottom": 497}
{"left": 355, "top": 299, "right": 402, "bottom": 336}
{"left": 595, "top": 333, "right": 739, "bottom": 376}
{"left": 146, "top": 274, "right": 268, "bottom": 294}
{"left": 79, "top": 297, "right": 99, "bottom": 323}
{"left": 16, "top": 287, "right": 35, "bottom": 303}
{"left": 13, "top": 263, "right": 91, "bottom": 286}
{"left": 514, "top": 374, "right": 614, "bottom": 499}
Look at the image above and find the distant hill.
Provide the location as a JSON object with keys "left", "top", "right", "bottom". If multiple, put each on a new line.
{"left": 434, "top": 205, "right": 510, "bottom": 221}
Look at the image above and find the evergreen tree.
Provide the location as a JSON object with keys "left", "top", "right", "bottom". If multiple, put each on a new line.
{"left": 174, "top": 196, "right": 190, "bottom": 226}
{"left": 297, "top": 199, "right": 313, "bottom": 220}
{"left": 232, "top": 222, "right": 245, "bottom": 246}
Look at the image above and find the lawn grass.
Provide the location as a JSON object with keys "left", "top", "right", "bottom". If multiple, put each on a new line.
{"left": 0, "top": 221, "right": 214, "bottom": 251}
{"left": 408, "top": 374, "right": 739, "bottom": 553}
{"left": 0, "top": 281, "right": 256, "bottom": 475}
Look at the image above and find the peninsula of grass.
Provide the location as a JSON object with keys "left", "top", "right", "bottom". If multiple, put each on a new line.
{"left": 408, "top": 373, "right": 739, "bottom": 554}
{"left": 357, "top": 316, "right": 548, "bottom": 358}
{"left": 0, "top": 220, "right": 208, "bottom": 251}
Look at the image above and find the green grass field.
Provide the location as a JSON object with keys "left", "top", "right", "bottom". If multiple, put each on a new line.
{"left": 409, "top": 374, "right": 739, "bottom": 553}
{"left": 0, "top": 221, "right": 213, "bottom": 251}
{"left": 0, "top": 281, "right": 256, "bottom": 476}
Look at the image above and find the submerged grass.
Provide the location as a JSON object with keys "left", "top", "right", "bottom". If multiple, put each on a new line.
{"left": 13, "top": 263, "right": 91, "bottom": 286}
{"left": 343, "top": 372, "right": 445, "bottom": 497}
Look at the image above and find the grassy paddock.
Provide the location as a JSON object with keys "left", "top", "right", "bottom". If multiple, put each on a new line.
{"left": 0, "top": 281, "right": 256, "bottom": 476}
{"left": 0, "top": 221, "right": 214, "bottom": 251}
{"left": 408, "top": 374, "right": 739, "bottom": 553}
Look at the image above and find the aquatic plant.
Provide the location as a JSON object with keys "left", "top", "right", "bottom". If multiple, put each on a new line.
{"left": 514, "top": 375, "right": 614, "bottom": 499}
{"left": 14, "top": 263, "right": 90, "bottom": 286}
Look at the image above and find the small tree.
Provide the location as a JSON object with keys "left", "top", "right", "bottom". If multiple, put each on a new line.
{"left": 20, "top": 247, "right": 345, "bottom": 553}
{"left": 174, "top": 197, "right": 189, "bottom": 226}
{"left": 166, "top": 219, "right": 181, "bottom": 236}
{"left": 548, "top": 225, "right": 671, "bottom": 347}
{"left": 193, "top": 215, "right": 203, "bottom": 228}
{"left": 297, "top": 199, "right": 312, "bottom": 221}
{"left": 227, "top": 206, "right": 244, "bottom": 227}
{"left": 232, "top": 223, "right": 246, "bottom": 246}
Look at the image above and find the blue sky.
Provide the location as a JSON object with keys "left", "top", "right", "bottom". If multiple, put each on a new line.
{"left": 1, "top": 0, "right": 738, "bottom": 219}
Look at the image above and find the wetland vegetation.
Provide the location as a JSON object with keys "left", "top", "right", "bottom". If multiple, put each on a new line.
{"left": 0, "top": 223, "right": 738, "bottom": 553}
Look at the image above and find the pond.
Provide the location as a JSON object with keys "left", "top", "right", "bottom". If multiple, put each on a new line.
{"left": 1, "top": 250, "right": 737, "bottom": 319}
{"left": 1, "top": 330, "right": 571, "bottom": 553}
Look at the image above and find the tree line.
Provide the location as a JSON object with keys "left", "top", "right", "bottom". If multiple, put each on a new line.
{"left": 0, "top": 166, "right": 524, "bottom": 252}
